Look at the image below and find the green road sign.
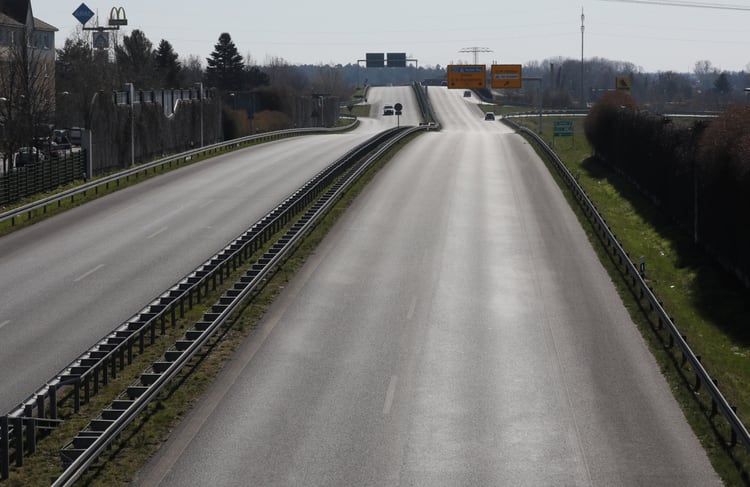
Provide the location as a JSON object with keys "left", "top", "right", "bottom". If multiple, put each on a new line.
{"left": 553, "top": 120, "right": 574, "bottom": 137}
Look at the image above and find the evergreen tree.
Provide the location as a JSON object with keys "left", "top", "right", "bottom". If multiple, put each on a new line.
{"left": 206, "top": 33, "right": 244, "bottom": 91}
{"left": 154, "top": 39, "right": 182, "bottom": 88}
{"left": 243, "top": 65, "right": 270, "bottom": 90}
{"left": 115, "top": 29, "right": 155, "bottom": 88}
{"left": 714, "top": 72, "right": 732, "bottom": 94}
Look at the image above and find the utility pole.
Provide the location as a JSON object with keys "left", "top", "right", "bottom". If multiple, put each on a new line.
{"left": 459, "top": 47, "right": 493, "bottom": 64}
{"left": 581, "top": 7, "right": 585, "bottom": 107}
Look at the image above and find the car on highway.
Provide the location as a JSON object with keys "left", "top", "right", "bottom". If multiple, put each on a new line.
{"left": 463, "top": 90, "right": 472, "bottom": 97}
{"left": 383, "top": 105, "right": 394, "bottom": 116}
{"left": 484, "top": 112, "right": 496, "bottom": 121}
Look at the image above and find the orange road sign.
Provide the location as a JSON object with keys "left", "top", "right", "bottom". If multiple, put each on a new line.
{"left": 447, "top": 65, "right": 487, "bottom": 89}
{"left": 491, "top": 64, "right": 522, "bottom": 89}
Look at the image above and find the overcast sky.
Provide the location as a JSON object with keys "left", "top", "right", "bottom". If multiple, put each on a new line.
{"left": 30, "top": 0, "right": 750, "bottom": 73}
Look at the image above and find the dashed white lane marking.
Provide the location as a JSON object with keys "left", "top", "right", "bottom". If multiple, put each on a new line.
{"left": 146, "top": 226, "right": 168, "bottom": 239}
{"left": 74, "top": 264, "right": 104, "bottom": 283}
{"left": 0, "top": 320, "right": 9, "bottom": 330}
{"left": 407, "top": 297, "right": 417, "bottom": 320}
{"left": 383, "top": 375, "right": 398, "bottom": 415}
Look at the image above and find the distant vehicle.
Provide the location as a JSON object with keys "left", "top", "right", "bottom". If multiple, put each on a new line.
{"left": 52, "top": 129, "right": 70, "bottom": 145}
{"left": 484, "top": 112, "right": 496, "bottom": 121}
{"left": 13, "top": 147, "right": 46, "bottom": 167}
{"left": 383, "top": 105, "right": 394, "bottom": 116}
{"left": 67, "top": 127, "right": 83, "bottom": 145}
{"left": 463, "top": 90, "right": 472, "bottom": 97}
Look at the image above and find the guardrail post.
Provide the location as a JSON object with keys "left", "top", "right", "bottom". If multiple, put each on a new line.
{"left": 1, "top": 415, "right": 9, "bottom": 480}
{"left": 13, "top": 416, "right": 23, "bottom": 466}
{"left": 36, "top": 394, "right": 45, "bottom": 420}
{"left": 50, "top": 386, "right": 57, "bottom": 420}
{"left": 23, "top": 412, "right": 35, "bottom": 457}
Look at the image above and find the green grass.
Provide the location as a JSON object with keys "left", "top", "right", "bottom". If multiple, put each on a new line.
{"left": 513, "top": 115, "right": 750, "bottom": 486}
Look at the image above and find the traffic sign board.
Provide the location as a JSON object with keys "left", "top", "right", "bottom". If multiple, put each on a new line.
{"left": 446, "top": 65, "right": 486, "bottom": 89}
{"left": 616, "top": 76, "right": 631, "bottom": 92}
{"left": 553, "top": 120, "right": 574, "bottom": 137}
{"left": 491, "top": 64, "right": 522, "bottom": 89}
{"left": 72, "top": 3, "right": 95, "bottom": 26}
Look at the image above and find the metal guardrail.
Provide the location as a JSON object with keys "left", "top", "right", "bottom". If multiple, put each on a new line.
{"left": 505, "top": 118, "right": 750, "bottom": 453}
{"left": 0, "top": 124, "right": 427, "bottom": 482}
{"left": 0, "top": 123, "right": 356, "bottom": 228}
{"left": 50, "top": 125, "right": 426, "bottom": 486}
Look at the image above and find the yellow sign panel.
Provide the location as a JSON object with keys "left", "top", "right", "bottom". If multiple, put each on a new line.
{"left": 616, "top": 76, "right": 631, "bottom": 92}
{"left": 447, "top": 65, "right": 486, "bottom": 89}
{"left": 491, "top": 64, "right": 522, "bottom": 89}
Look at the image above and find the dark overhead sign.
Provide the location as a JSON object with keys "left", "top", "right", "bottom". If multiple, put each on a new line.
{"left": 366, "top": 53, "right": 385, "bottom": 68}
{"left": 387, "top": 52, "right": 407, "bottom": 68}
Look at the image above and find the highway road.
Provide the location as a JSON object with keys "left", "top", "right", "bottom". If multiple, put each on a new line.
{"left": 135, "top": 87, "right": 721, "bottom": 486}
{"left": 0, "top": 85, "right": 418, "bottom": 414}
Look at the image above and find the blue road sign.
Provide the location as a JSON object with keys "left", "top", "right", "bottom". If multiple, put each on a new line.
{"left": 73, "top": 3, "right": 95, "bottom": 25}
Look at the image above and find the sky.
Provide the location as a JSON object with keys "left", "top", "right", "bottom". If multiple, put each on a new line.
{"left": 28, "top": 0, "right": 750, "bottom": 73}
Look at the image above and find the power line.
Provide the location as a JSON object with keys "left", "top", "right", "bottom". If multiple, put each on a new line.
{"left": 459, "top": 47, "right": 492, "bottom": 64}
{"left": 600, "top": 0, "right": 750, "bottom": 10}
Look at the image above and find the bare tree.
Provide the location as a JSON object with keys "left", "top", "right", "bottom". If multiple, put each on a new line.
{"left": 0, "top": 35, "right": 55, "bottom": 172}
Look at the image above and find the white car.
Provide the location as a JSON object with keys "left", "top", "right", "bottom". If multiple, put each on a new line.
{"left": 383, "top": 105, "right": 394, "bottom": 116}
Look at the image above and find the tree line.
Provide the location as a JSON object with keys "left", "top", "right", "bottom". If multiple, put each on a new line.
{"left": 584, "top": 90, "right": 750, "bottom": 287}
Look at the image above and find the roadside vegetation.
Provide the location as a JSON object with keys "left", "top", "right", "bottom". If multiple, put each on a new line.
{"left": 508, "top": 105, "right": 750, "bottom": 486}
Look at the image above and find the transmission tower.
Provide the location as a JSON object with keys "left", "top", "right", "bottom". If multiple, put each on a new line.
{"left": 459, "top": 47, "right": 493, "bottom": 64}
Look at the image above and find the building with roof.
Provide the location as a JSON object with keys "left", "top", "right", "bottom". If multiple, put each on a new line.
{"left": 0, "top": 0, "right": 57, "bottom": 167}
{"left": 0, "top": 0, "right": 57, "bottom": 69}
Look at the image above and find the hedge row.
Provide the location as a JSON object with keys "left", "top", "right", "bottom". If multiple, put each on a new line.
{"left": 584, "top": 91, "right": 750, "bottom": 286}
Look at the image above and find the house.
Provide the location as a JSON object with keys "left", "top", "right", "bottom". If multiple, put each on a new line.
{"left": 0, "top": 0, "right": 57, "bottom": 99}
{"left": 0, "top": 0, "right": 57, "bottom": 159}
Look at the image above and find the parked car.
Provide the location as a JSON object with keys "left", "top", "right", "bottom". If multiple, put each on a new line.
{"left": 383, "top": 105, "right": 394, "bottom": 116}
{"left": 484, "top": 112, "right": 496, "bottom": 121}
{"left": 13, "top": 147, "right": 46, "bottom": 167}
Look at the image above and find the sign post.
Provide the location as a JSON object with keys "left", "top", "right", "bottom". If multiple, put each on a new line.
{"left": 553, "top": 120, "right": 575, "bottom": 148}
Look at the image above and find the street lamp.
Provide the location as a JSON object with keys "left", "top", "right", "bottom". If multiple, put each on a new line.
{"left": 195, "top": 82, "right": 204, "bottom": 147}
{"left": 125, "top": 83, "right": 134, "bottom": 167}
{"left": 0, "top": 97, "right": 7, "bottom": 174}
{"left": 581, "top": 7, "right": 585, "bottom": 108}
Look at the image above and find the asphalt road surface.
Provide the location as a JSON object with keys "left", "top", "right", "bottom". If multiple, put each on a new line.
{"left": 0, "top": 89, "right": 420, "bottom": 413}
{"left": 135, "top": 87, "right": 721, "bottom": 486}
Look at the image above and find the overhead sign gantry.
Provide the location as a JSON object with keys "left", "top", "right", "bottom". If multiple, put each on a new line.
{"left": 446, "top": 65, "right": 486, "bottom": 89}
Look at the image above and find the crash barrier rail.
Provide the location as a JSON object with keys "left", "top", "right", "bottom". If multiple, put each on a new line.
{"left": 504, "top": 118, "right": 750, "bottom": 453}
{"left": 0, "top": 151, "right": 86, "bottom": 207}
{"left": 0, "top": 124, "right": 428, "bottom": 483}
{"left": 51, "top": 124, "right": 427, "bottom": 487}
{"left": 412, "top": 81, "right": 438, "bottom": 126}
{"left": 0, "top": 122, "right": 357, "bottom": 228}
